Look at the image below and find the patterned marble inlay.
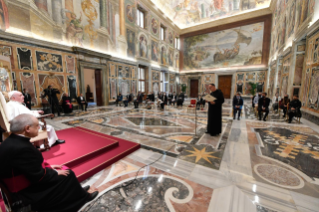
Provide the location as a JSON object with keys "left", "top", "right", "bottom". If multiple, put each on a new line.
{"left": 126, "top": 117, "right": 181, "bottom": 126}
{"left": 254, "top": 164, "right": 304, "bottom": 189}
{"left": 256, "top": 205, "right": 278, "bottom": 212}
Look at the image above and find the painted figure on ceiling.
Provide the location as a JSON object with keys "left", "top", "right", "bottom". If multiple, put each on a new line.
{"left": 66, "top": 12, "right": 84, "bottom": 46}
{"left": 0, "top": 0, "right": 9, "bottom": 30}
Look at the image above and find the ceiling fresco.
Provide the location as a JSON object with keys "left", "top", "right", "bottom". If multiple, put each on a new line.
{"left": 151, "top": 0, "right": 271, "bottom": 28}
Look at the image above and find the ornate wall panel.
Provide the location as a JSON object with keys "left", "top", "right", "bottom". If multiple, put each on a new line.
{"left": 19, "top": 72, "right": 37, "bottom": 105}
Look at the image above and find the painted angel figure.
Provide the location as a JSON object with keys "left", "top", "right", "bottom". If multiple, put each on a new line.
{"left": 66, "top": 12, "right": 84, "bottom": 46}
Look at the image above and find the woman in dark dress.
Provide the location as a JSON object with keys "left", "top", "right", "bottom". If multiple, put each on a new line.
{"left": 62, "top": 93, "right": 73, "bottom": 114}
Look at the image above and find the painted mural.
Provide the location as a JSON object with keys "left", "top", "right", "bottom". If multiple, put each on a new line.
{"left": 151, "top": 40, "right": 159, "bottom": 62}
{"left": 293, "top": 54, "right": 305, "bottom": 86}
{"left": 151, "top": 0, "right": 270, "bottom": 28}
{"left": 183, "top": 22, "right": 264, "bottom": 70}
{"left": 20, "top": 72, "right": 37, "bottom": 105}
{"left": 66, "top": 56, "right": 76, "bottom": 73}
{"left": 308, "top": 67, "right": 319, "bottom": 109}
{"left": 139, "top": 35, "right": 148, "bottom": 58}
{"left": 301, "top": 68, "right": 311, "bottom": 106}
{"left": 127, "top": 29, "right": 136, "bottom": 58}
{"left": 38, "top": 74, "right": 65, "bottom": 101}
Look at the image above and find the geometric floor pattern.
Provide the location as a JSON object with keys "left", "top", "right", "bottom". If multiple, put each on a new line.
{"left": 46, "top": 101, "right": 319, "bottom": 212}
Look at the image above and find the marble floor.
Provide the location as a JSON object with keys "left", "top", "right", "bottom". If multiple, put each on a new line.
{"left": 46, "top": 101, "right": 319, "bottom": 212}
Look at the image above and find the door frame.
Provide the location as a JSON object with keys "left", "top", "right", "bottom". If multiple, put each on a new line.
{"left": 187, "top": 76, "right": 201, "bottom": 97}
{"left": 78, "top": 61, "right": 109, "bottom": 106}
{"left": 216, "top": 73, "right": 235, "bottom": 99}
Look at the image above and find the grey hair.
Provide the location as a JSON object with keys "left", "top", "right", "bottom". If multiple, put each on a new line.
{"left": 10, "top": 114, "right": 37, "bottom": 133}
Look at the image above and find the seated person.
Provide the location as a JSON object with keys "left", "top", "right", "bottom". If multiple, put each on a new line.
{"left": 146, "top": 92, "right": 155, "bottom": 102}
{"left": 233, "top": 92, "right": 244, "bottom": 120}
{"left": 176, "top": 92, "right": 185, "bottom": 107}
{"left": 160, "top": 93, "right": 168, "bottom": 110}
{"left": 115, "top": 93, "right": 123, "bottom": 106}
{"left": 62, "top": 93, "right": 73, "bottom": 114}
{"left": 0, "top": 114, "right": 98, "bottom": 212}
{"left": 77, "top": 93, "right": 88, "bottom": 111}
{"left": 7, "top": 91, "right": 65, "bottom": 147}
{"left": 272, "top": 93, "right": 281, "bottom": 112}
{"left": 258, "top": 92, "right": 270, "bottom": 121}
{"left": 288, "top": 95, "right": 302, "bottom": 123}
{"left": 170, "top": 92, "right": 177, "bottom": 105}
{"left": 281, "top": 94, "right": 290, "bottom": 118}
{"left": 134, "top": 92, "right": 143, "bottom": 109}
{"left": 253, "top": 92, "right": 261, "bottom": 108}
{"left": 158, "top": 92, "right": 163, "bottom": 101}
{"left": 196, "top": 93, "right": 205, "bottom": 110}
{"left": 124, "top": 93, "right": 133, "bottom": 107}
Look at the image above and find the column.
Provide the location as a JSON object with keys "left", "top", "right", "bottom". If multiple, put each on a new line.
{"left": 116, "top": 0, "right": 128, "bottom": 56}
{"left": 100, "top": 0, "right": 108, "bottom": 29}
{"left": 35, "top": 0, "right": 48, "bottom": 11}
{"left": 52, "top": 0, "right": 62, "bottom": 25}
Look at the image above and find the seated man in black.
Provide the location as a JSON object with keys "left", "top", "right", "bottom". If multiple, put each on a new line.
{"left": 288, "top": 95, "right": 302, "bottom": 123}
{"left": 196, "top": 93, "right": 205, "bottom": 110}
{"left": 170, "top": 92, "right": 177, "bottom": 106}
{"left": 147, "top": 92, "right": 155, "bottom": 102}
{"left": 160, "top": 93, "right": 168, "bottom": 110}
{"left": 134, "top": 91, "right": 143, "bottom": 108}
{"left": 115, "top": 92, "right": 123, "bottom": 106}
{"left": 0, "top": 114, "right": 98, "bottom": 212}
{"left": 77, "top": 93, "right": 88, "bottom": 111}
{"left": 258, "top": 92, "right": 270, "bottom": 121}
{"left": 233, "top": 92, "right": 244, "bottom": 120}
{"left": 123, "top": 93, "right": 132, "bottom": 107}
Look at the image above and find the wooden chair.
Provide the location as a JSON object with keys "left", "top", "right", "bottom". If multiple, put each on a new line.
{"left": 0, "top": 92, "right": 51, "bottom": 151}
{"left": 187, "top": 99, "right": 197, "bottom": 113}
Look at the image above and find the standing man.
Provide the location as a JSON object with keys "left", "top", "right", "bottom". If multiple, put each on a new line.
{"left": 288, "top": 95, "right": 302, "bottom": 123}
{"left": 77, "top": 93, "right": 88, "bottom": 111}
{"left": 42, "top": 85, "right": 61, "bottom": 116}
{"left": 233, "top": 92, "right": 243, "bottom": 120}
{"left": 206, "top": 84, "right": 224, "bottom": 136}
{"left": 22, "top": 88, "right": 32, "bottom": 110}
{"left": 160, "top": 93, "right": 168, "bottom": 110}
{"left": 258, "top": 92, "right": 271, "bottom": 121}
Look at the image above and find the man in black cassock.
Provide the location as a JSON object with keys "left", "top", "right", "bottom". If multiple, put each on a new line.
{"left": 42, "top": 84, "right": 61, "bottom": 116}
{"left": 22, "top": 88, "right": 32, "bottom": 110}
{"left": 206, "top": 84, "right": 224, "bottom": 136}
{"left": 0, "top": 114, "right": 98, "bottom": 212}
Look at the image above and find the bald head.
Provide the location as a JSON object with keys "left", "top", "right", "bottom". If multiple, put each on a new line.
{"left": 9, "top": 91, "right": 24, "bottom": 103}
{"left": 10, "top": 114, "right": 39, "bottom": 137}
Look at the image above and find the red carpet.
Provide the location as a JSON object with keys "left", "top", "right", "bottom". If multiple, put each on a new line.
{"left": 43, "top": 127, "right": 140, "bottom": 182}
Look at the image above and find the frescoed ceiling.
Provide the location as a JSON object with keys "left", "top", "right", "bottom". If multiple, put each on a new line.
{"left": 151, "top": 0, "right": 271, "bottom": 29}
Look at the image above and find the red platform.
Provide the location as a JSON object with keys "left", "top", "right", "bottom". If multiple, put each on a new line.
{"left": 42, "top": 127, "right": 140, "bottom": 182}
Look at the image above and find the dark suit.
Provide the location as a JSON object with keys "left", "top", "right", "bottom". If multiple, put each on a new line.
{"left": 196, "top": 96, "right": 205, "bottom": 109}
{"left": 77, "top": 96, "right": 88, "bottom": 111}
{"left": 134, "top": 93, "right": 144, "bottom": 108}
{"left": 258, "top": 97, "right": 271, "bottom": 120}
{"left": 161, "top": 95, "right": 168, "bottom": 109}
{"left": 288, "top": 99, "right": 302, "bottom": 123}
{"left": 42, "top": 88, "right": 60, "bottom": 115}
{"left": 147, "top": 94, "right": 155, "bottom": 102}
{"left": 0, "top": 134, "right": 89, "bottom": 212}
{"left": 177, "top": 93, "right": 185, "bottom": 106}
{"left": 23, "top": 92, "right": 32, "bottom": 110}
{"left": 232, "top": 96, "right": 244, "bottom": 118}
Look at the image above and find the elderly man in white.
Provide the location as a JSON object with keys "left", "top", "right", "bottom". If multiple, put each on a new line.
{"left": 7, "top": 90, "right": 65, "bottom": 147}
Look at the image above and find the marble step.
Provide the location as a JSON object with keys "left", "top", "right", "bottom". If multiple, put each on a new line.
{"left": 208, "top": 185, "right": 256, "bottom": 212}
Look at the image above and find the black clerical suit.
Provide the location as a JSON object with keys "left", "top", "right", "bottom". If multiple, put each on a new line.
{"left": 161, "top": 95, "right": 168, "bottom": 109}
{"left": 207, "top": 89, "right": 224, "bottom": 136}
{"left": 233, "top": 96, "right": 243, "bottom": 119}
{"left": 0, "top": 134, "right": 89, "bottom": 212}
{"left": 134, "top": 93, "right": 144, "bottom": 108}
{"left": 77, "top": 96, "right": 88, "bottom": 111}
{"left": 177, "top": 93, "right": 185, "bottom": 107}
{"left": 42, "top": 88, "right": 60, "bottom": 116}
{"left": 288, "top": 99, "right": 302, "bottom": 123}
{"left": 258, "top": 97, "right": 271, "bottom": 121}
{"left": 147, "top": 94, "right": 155, "bottom": 102}
{"left": 23, "top": 92, "right": 32, "bottom": 110}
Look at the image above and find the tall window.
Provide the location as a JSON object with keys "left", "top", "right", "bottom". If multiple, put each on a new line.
{"left": 160, "top": 72, "right": 168, "bottom": 92}
{"left": 137, "top": 8, "right": 145, "bottom": 28}
{"left": 175, "top": 37, "right": 180, "bottom": 49}
{"left": 138, "top": 67, "right": 145, "bottom": 92}
{"left": 160, "top": 26, "right": 165, "bottom": 41}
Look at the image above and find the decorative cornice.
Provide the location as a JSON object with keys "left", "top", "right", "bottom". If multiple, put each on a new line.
{"left": 269, "top": 0, "right": 277, "bottom": 12}
{"left": 180, "top": 8, "right": 272, "bottom": 35}
{"left": 73, "top": 47, "right": 112, "bottom": 59}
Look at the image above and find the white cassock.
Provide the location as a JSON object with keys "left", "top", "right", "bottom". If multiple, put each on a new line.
{"left": 6, "top": 101, "right": 58, "bottom": 147}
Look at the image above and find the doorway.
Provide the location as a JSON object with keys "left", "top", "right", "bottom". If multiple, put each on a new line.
{"left": 83, "top": 68, "right": 103, "bottom": 106}
{"left": 190, "top": 79, "right": 199, "bottom": 98}
{"left": 218, "top": 75, "right": 232, "bottom": 99}
{"left": 95, "top": 69, "right": 103, "bottom": 106}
